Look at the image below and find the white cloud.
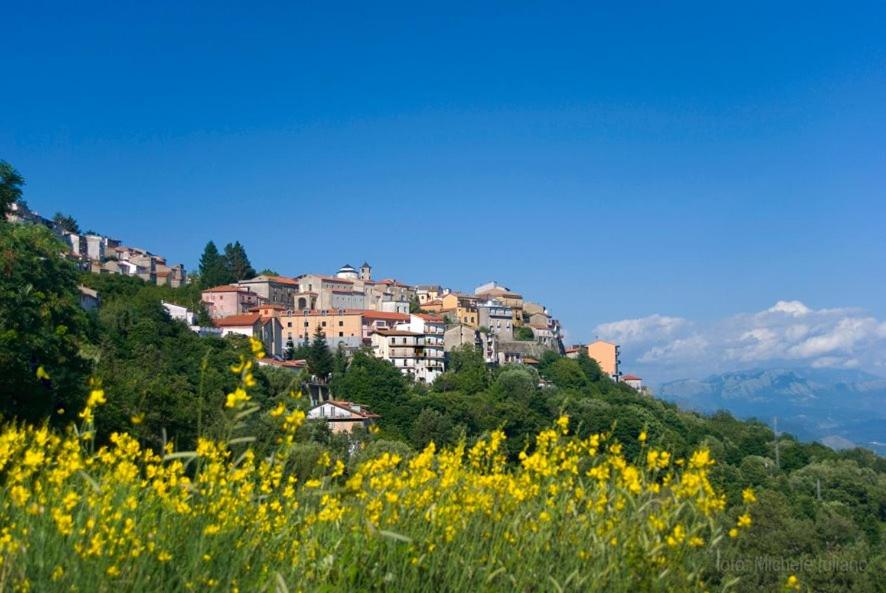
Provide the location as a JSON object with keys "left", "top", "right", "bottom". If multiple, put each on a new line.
{"left": 638, "top": 335, "right": 708, "bottom": 363}
{"left": 594, "top": 314, "right": 688, "bottom": 345}
{"left": 594, "top": 301, "right": 886, "bottom": 382}
{"left": 767, "top": 300, "right": 811, "bottom": 316}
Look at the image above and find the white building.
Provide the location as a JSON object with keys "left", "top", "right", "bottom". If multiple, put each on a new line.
{"left": 307, "top": 400, "right": 379, "bottom": 433}
{"left": 371, "top": 319, "right": 444, "bottom": 384}
{"left": 161, "top": 301, "right": 195, "bottom": 325}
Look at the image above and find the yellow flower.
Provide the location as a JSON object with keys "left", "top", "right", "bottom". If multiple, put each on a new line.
{"left": 225, "top": 387, "right": 250, "bottom": 409}
{"left": 786, "top": 575, "right": 800, "bottom": 591}
{"left": 689, "top": 449, "right": 713, "bottom": 469}
{"left": 86, "top": 388, "right": 106, "bottom": 408}
{"left": 742, "top": 487, "right": 757, "bottom": 503}
{"left": 638, "top": 430, "right": 647, "bottom": 443}
{"left": 131, "top": 414, "right": 144, "bottom": 425}
{"left": 36, "top": 365, "right": 50, "bottom": 380}
{"left": 556, "top": 415, "right": 570, "bottom": 434}
{"left": 728, "top": 528, "right": 739, "bottom": 538}
{"left": 737, "top": 513, "right": 752, "bottom": 528}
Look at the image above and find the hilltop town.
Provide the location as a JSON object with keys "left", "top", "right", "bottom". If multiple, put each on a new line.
{"left": 202, "top": 264, "right": 641, "bottom": 389}
{"left": 5, "top": 200, "right": 641, "bottom": 396}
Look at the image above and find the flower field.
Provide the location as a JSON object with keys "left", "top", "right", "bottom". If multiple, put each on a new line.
{"left": 0, "top": 343, "right": 755, "bottom": 592}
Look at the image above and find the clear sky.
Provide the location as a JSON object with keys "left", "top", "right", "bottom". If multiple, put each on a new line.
{"left": 3, "top": 2, "right": 885, "bottom": 379}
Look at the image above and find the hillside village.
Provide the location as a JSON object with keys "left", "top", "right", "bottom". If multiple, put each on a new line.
{"left": 5, "top": 201, "right": 644, "bottom": 411}
{"left": 199, "top": 264, "right": 641, "bottom": 390}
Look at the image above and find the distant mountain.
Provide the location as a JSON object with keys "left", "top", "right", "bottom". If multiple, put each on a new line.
{"left": 657, "top": 367, "right": 886, "bottom": 455}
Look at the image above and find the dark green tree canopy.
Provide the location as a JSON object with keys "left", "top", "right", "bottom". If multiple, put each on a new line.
{"left": 307, "top": 330, "right": 334, "bottom": 381}
{"left": 0, "top": 160, "right": 25, "bottom": 218}
{"left": 52, "top": 212, "right": 81, "bottom": 233}
{"left": 198, "top": 241, "right": 232, "bottom": 288}
{"left": 0, "top": 224, "right": 91, "bottom": 422}
{"left": 224, "top": 241, "right": 256, "bottom": 282}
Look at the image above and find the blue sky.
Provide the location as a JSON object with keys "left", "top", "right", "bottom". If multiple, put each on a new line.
{"left": 3, "top": 2, "right": 885, "bottom": 379}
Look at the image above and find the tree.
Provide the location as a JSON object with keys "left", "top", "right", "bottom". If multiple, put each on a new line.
{"left": 198, "top": 241, "right": 232, "bottom": 288}
{"left": 52, "top": 212, "right": 80, "bottom": 233}
{"left": 224, "top": 241, "right": 255, "bottom": 281}
{"left": 515, "top": 326, "right": 535, "bottom": 341}
{"left": 0, "top": 160, "right": 25, "bottom": 218}
{"left": 307, "top": 331, "right": 334, "bottom": 381}
{"left": 259, "top": 268, "right": 279, "bottom": 276}
{"left": 0, "top": 224, "right": 91, "bottom": 423}
{"left": 409, "top": 295, "right": 422, "bottom": 314}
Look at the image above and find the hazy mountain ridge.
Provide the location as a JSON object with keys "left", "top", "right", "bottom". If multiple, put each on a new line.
{"left": 657, "top": 367, "right": 886, "bottom": 454}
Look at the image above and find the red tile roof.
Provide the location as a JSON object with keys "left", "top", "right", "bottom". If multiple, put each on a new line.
{"left": 622, "top": 374, "right": 642, "bottom": 381}
{"left": 213, "top": 313, "right": 261, "bottom": 327}
{"left": 416, "top": 313, "right": 444, "bottom": 322}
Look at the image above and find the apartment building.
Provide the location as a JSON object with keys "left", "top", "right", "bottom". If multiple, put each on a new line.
{"left": 587, "top": 340, "right": 620, "bottom": 379}
{"left": 371, "top": 328, "right": 443, "bottom": 383}
{"left": 477, "top": 299, "right": 514, "bottom": 341}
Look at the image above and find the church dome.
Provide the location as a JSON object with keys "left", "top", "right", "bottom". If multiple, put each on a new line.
{"left": 336, "top": 264, "right": 358, "bottom": 280}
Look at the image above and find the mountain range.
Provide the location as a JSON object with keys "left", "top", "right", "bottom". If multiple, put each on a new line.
{"left": 657, "top": 367, "right": 886, "bottom": 455}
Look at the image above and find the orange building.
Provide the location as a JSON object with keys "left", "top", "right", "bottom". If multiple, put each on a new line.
{"left": 587, "top": 340, "right": 620, "bottom": 378}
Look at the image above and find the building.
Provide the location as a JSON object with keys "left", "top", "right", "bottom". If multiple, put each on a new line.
{"left": 277, "top": 309, "right": 366, "bottom": 351}
{"left": 477, "top": 300, "right": 514, "bottom": 341}
{"left": 360, "top": 310, "right": 411, "bottom": 339}
{"left": 564, "top": 346, "right": 582, "bottom": 359}
{"left": 444, "top": 324, "right": 479, "bottom": 352}
{"left": 161, "top": 301, "right": 195, "bottom": 325}
{"left": 475, "top": 282, "right": 525, "bottom": 326}
{"left": 415, "top": 285, "right": 443, "bottom": 304}
{"left": 587, "top": 340, "right": 620, "bottom": 379}
{"left": 307, "top": 400, "right": 379, "bottom": 433}
{"left": 522, "top": 302, "right": 547, "bottom": 317}
{"left": 622, "top": 374, "right": 643, "bottom": 390}
{"left": 293, "top": 274, "right": 359, "bottom": 311}
{"left": 77, "top": 285, "right": 100, "bottom": 312}
{"left": 371, "top": 320, "right": 444, "bottom": 383}
{"left": 201, "top": 285, "right": 265, "bottom": 319}
{"left": 528, "top": 312, "right": 550, "bottom": 328}
{"left": 237, "top": 275, "right": 300, "bottom": 308}
{"left": 214, "top": 313, "right": 284, "bottom": 357}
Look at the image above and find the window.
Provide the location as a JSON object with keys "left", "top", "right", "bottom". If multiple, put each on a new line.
{"left": 338, "top": 321, "right": 344, "bottom": 327}
{"left": 338, "top": 332, "right": 344, "bottom": 337}
{"left": 321, "top": 321, "right": 327, "bottom": 327}
{"left": 304, "top": 322, "right": 309, "bottom": 327}
{"left": 287, "top": 322, "right": 292, "bottom": 328}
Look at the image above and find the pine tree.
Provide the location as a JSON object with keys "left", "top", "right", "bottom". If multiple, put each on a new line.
{"left": 224, "top": 241, "right": 256, "bottom": 281}
{"left": 307, "top": 330, "right": 334, "bottom": 382}
{"left": 198, "top": 241, "right": 232, "bottom": 288}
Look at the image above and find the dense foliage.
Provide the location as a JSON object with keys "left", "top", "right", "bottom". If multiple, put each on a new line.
{"left": 0, "top": 351, "right": 754, "bottom": 593}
